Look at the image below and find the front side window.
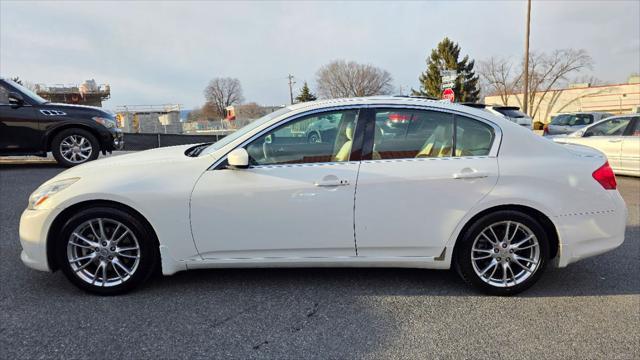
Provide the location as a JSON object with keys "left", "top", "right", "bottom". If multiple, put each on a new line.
{"left": 587, "top": 117, "right": 632, "bottom": 137}
{"left": 245, "top": 109, "right": 359, "bottom": 165}
{"left": 371, "top": 109, "right": 494, "bottom": 159}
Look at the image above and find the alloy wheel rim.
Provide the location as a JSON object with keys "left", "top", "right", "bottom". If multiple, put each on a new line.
{"left": 60, "top": 135, "right": 92, "bottom": 163}
{"left": 471, "top": 221, "right": 541, "bottom": 288}
{"left": 67, "top": 218, "right": 140, "bottom": 287}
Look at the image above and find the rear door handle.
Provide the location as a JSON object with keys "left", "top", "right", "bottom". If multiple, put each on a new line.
{"left": 453, "top": 170, "right": 491, "bottom": 179}
{"left": 608, "top": 139, "right": 622, "bottom": 143}
{"left": 314, "top": 176, "right": 350, "bottom": 187}
{"left": 315, "top": 179, "right": 349, "bottom": 187}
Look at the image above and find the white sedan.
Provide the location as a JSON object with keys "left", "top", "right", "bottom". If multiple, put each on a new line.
{"left": 553, "top": 114, "right": 640, "bottom": 177}
{"left": 19, "top": 96, "right": 627, "bottom": 295}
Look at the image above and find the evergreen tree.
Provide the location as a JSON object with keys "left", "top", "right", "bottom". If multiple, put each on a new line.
{"left": 412, "top": 37, "right": 480, "bottom": 103}
{"left": 295, "top": 82, "right": 317, "bottom": 103}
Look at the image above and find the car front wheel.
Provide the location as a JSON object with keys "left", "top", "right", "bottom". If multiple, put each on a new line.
{"left": 454, "top": 210, "right": 549, "bottom": 296}
{"left": 56, "top": 206, "right": 158, "bottom": 295}
{"left": 51, "top": 128, "right": 100, "bottom": 167}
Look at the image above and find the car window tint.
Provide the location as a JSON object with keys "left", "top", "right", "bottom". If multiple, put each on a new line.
{"left": 455, "top": 116, "right": 494, "bottom": 156}
{"left": 0, "top": 85, "right": 9, "bottom": 104}
{"left": 588, "top": 118, "right": 632, "bottom": 136}
{"left": 371, "top": 109, "right": 454, "bottom": 159}
{"left": 245, "top": 109, "right": 359, "bottom": 165}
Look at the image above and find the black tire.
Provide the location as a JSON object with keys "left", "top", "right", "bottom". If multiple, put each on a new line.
{"left": 454, "top": 210, "right": 549, "bottom": 296}
{"left": 51, "top": 128, "right": 100, "bottom": 167}
{"left": 55, "top": 206, "right": 158, "bottom": 295}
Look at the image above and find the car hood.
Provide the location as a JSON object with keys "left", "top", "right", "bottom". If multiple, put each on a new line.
{"left": 43, "top": 102, "right": 114, "bottom": 115}
{"left": 53, "top": 144, "right": 208, "bottom": 179}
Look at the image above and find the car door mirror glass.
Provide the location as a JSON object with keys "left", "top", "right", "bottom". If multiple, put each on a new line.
{"left": 227, "top": 148, "right": 249, "bottom": 169}
{"left": 8, "top": 92, "right": 24, "bottom": 108}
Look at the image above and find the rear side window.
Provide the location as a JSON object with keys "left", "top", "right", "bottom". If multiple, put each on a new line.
{"left": 455, "top": 116, "right": 494, "bottom": 156}
{"left": 370, "top": 109, "right": 494, "bottom": 160}
{"left": 372, "top": 109, "right": 453, "bottom": 159}
{"left": 632, "top": 118, "right": 640, "bottom": 136}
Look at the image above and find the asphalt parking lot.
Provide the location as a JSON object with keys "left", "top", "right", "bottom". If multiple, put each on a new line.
{"left": 1, "top": 163, "right": 638, "bottom": 359}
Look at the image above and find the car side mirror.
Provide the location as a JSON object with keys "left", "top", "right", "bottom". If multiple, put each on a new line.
{"left": 227, "top": 148, "right": 249, "bottom": 169}
{"left": 582, "top": 130, "right": 592, "bottom": 137}
{"left": 8, "top": 92, "right": 24, "bottom": 109}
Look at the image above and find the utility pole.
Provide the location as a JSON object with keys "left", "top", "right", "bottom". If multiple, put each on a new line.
{"left": 287, "top": 74, "right": 295, "bottom": 105}
{"left": 522, "top": 0, "right": 531, "bottom": 114}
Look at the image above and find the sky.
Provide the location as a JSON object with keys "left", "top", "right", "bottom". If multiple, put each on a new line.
{"left": 1, "top": 0, "right": 639, "bottom": 110}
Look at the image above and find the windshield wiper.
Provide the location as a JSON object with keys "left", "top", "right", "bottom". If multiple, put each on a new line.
{"left": 185, "top": 143, "right": 212, "bottom": 157}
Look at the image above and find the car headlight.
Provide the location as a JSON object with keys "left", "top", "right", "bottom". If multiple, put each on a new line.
{"left": 92, "top": 116, "right": 116, "bottom": 129}
{"left": 28, "top": 178, "right": 79, "bottom": 210}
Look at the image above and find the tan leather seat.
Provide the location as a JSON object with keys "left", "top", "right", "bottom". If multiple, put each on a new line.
{"left": 416, "top": 125, "right": 452, "bottom": 158}
{"left": 333, "top": 123, "right": 353, "bottom": 162}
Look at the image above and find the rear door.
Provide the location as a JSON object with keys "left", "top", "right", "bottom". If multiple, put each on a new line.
{"left": 581, "top": 117, "right": 634, "bottom": 169}
{"left": 354, "top": 107, "right": 499, "bottom": 258}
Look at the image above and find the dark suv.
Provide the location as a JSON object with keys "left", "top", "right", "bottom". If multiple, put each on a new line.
{"left": 0, "top": 78, "right": 123, "bottom": 167}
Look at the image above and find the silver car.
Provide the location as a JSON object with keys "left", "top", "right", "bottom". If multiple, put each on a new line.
{"left": 486, "top": 106, "right": 533, "bottom": 128}
{"left": 553, "top": 114, "right": 640, "bottom": 176}
{"left": 545, "top": 112, "right": 613, "bottom": 136}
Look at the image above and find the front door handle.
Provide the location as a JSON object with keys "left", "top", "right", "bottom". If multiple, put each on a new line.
{"left": 608, "top": 139, "right": 622, "bottom": 143}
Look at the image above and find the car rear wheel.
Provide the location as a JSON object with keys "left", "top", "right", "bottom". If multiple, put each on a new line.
{"left": 56, "top": 206, "right": 158, "bottom": 295}
{"left": 454, "top": 210, "right": 549, "bottom": 296}
{"left": 51, "top": 128, "right": 99, "bottom": 167}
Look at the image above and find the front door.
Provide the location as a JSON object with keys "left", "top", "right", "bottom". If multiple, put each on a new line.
{"left": 355, "top": 108, "right": 499, "bottom": 257}
{"left": 581, "top": 117, "right": 634, "bottom": 169}
{"left": 190, "top": 108, "right": 363, "bottom": 259}
{"left": 0, "top": 84, "right": 41, "bottom": 152}
{"left": 620, "top": 117, "right": 640, "bottom": 175}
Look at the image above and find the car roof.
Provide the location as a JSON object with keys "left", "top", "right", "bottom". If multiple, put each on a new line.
{"left": 286, "top": 96, "right": 492, "bottom": 114}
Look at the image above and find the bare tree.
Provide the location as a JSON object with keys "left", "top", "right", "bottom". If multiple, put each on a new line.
{"left": 203, "top": 77, "right": 244, "bottom": 119}
{"left": 478, "top": 57, "right": 522, "bottom": 105}
{"left": 478, "top": 49, "right": 593, "bottom": 118}
{"left": 524, "top": 49, "right": 593, "bottom": 119}
{"left": 316, "top": 60, "right": 393, "bottom": 98}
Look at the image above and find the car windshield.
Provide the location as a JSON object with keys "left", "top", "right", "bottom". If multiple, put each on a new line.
{"left": 199, "top": 106, "right": 293, "bottom": 156}
{"left": 550, "top": 114, "right": 592, "bottom": 126}
{"left": 495, "top": 108, "right": 527, "bottom": 118}
{"left": 6, "top": 79, "right": 48, "bottom": 105}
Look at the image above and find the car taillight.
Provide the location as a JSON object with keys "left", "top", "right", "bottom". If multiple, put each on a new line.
{"left": 543, "top": 124, "right": 549, "bottom": 135}
{"left": 592, "top": 161, "right": 617, "bottom": 190}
